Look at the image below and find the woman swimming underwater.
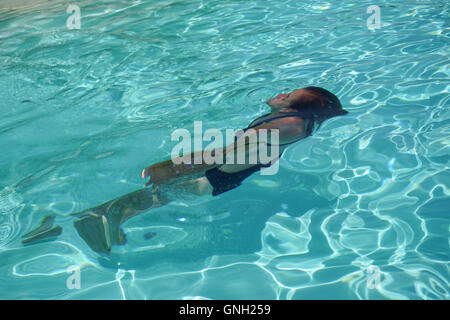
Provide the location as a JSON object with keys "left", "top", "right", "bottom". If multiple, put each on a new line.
{"left": 21, "top": 86, "right": 348, "bottom": 254}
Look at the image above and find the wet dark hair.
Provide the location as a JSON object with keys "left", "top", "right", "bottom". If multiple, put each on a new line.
{"left": 290, "top": 86, "right": 348, "bottom": 136}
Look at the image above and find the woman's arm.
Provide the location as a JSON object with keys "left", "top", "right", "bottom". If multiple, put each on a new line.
{"left": 141, "top": 149, "right": 223, "bottom": 186}
{"left": 141, "top": 117, "right": 305, "bottom": 185}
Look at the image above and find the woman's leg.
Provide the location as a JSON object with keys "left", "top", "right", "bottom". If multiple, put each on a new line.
{"left": 71, "top": 177, "right": 213, "bottom": 254}
{"left": 70, "top": 186, "right": 161, "bottom": 253}
{"left": 21, "top": 177, "right": 214, "bottom": 253}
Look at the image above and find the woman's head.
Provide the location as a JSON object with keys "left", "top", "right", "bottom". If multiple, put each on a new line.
{"left": 267, "top": 86, "right": 348, "bottom": 135}
{"left": 268, "top": 87, "right": 346, "bottom": 115}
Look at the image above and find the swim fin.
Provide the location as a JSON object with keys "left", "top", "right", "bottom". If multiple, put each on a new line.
{"left": 73, "top": 208, "right": 127, "bottom": 254}
{"left": 72, "top": 187, "right": 160, "bottom": 254}
{"left": 21, "top": 214, "right": 62, "bottom": 245}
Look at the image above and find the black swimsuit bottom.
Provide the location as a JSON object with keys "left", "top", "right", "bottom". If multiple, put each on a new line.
{"left": 205, "top": 112, "right": 305, "bottom": 196}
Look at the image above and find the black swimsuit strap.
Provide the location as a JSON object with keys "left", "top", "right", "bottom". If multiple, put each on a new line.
{"left": 244, "top": 112, "right": 308, "bottom": 147}
{"left": 245, "top": 112, "right": 304, "bottom": 130}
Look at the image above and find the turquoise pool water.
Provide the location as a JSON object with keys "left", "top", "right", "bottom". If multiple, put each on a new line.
{"left": 0, "top": 0, "right": 448, "bottom": 300}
